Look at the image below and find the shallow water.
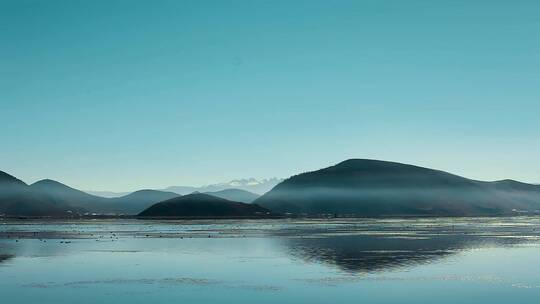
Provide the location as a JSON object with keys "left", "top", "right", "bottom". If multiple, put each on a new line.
{"left": 1, "top": 217, "right": 540, "bottom": 303}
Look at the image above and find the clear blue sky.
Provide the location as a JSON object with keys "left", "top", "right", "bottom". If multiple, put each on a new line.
{"left": 1, "top": 0, "right": 539, "bottom": 191}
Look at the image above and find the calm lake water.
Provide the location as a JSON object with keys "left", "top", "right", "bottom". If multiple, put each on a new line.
{"left": 1, "top": 217, "right": 540, "bottom": 303}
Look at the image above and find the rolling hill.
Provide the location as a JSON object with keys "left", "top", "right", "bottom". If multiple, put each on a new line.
{"left": 138, "top": 193, "right": 269, "bottom": 217}
{"left": 0, "top": 172, "right": 181, "bottom": 216}
{"left": 29, "top": 179, "right": 179, "bottom": 215}
{"left": 254, "top": 159, "right": 540, "bottom": 216}
{"left": 30, "top": 179, "right": 107, "bottom": 210}
{"left": 0, "top": 172, "right": 76, "bottom": 216}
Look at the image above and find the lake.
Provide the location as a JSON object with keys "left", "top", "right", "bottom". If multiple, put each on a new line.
{"left": 1, "top": 217, "right": 540, "bottom": 303}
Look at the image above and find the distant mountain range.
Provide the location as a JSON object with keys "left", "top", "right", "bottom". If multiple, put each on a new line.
{"left": 0, "top": 170, "right": 263, "bottom": 217}
{"left": 0, "top": 172, "right": 179, "bottom": 216}
{"left": 85, "top": 178, "right": 281, "bottom": 198}
{"left": 3, "top": 159, "right": 540, "bottom": 217}
{"left": 138, "top": 193, "right": 268, "bottom": 217}
{"left": 161, "top": 178, "right": 283, "bottom": 195}
{"left": 254, "top": 159, "right": 540, "bottom": 216}
{"left": 0, "top": 171, "right": 76, "bottom": 217}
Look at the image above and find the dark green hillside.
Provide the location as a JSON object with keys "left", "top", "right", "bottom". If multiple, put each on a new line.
{"left": 30, "top": 179, "right": 106, "bottom": 211}
{"left": 254, "top": 159, "right": 540, "bottom": 216}
{"left": 0, "top": 172, "right": 75, "bottom": 216}
{"left": 139, "top": 193, "right": 269, "bottom": 217}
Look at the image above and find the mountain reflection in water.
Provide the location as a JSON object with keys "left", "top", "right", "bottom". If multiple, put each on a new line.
{"left": 1, "top": 218, "right": 540, "bottom": 304}
{"left": 278, "top": 219, "right": 539, "bottom": 273}
{"left": 1, "top": 217, "right": 540, "bottom": 274}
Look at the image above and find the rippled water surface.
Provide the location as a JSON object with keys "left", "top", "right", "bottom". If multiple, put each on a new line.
{"left": 1, "top": 217, "right": 540, "bottom": 303}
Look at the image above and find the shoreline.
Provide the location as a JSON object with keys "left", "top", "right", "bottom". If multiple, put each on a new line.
{"left": 1, "top": 213, "right": 538, "bottom": 221}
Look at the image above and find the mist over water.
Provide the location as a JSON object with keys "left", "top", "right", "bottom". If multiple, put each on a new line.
{"left": 1, "top": 218, "right": 540, "bottom": 303}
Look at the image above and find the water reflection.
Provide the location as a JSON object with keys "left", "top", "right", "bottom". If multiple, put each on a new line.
{"left": 279, "top": 222, "right": 537, "bottom": 273}
{"left": 1, "top": 218, "right": 540, "bottom": 274}
{"left": 2, "top": 218, "right": 540, "bottom": 304}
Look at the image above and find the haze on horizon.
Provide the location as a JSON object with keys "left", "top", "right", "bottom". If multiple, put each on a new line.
{"left": 1, "top": 0, "right": 539, "bottom": 191}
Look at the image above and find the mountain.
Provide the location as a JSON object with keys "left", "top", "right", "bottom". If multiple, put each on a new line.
{"left": 30, "top": 179, "right": 106, "bottom": 211}
{"left": 107, "top": 190, "right": 179, "bottom": 214}
{"left": 0, "top": 172, "right": 75, "bottom": 216}
{"left": 0, "top": 171, "right": 26, "bottom": 185}
{"left": 163, "top": 178, "right": 283, "bottom": 195}
{"left": 203, "top": 189, "right": 260, "bottom": 203}
{"left": 138, "top": 193, "right": 269, "bottom": 217}
{"left": 254, "top": 159, "right": 540, "bottom": 216}
{"left": 1, "top": 173, "right": 181, "bottom": 216}
{"left": 29, "top": 180, "right": 180, "bottom": 215}
{"left": 4, "top": 161, "right": 540, "bottom": 217}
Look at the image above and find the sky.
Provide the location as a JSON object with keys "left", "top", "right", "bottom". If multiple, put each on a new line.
{"left": 1, "top": 0, "right": 539, "bottom": 191}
